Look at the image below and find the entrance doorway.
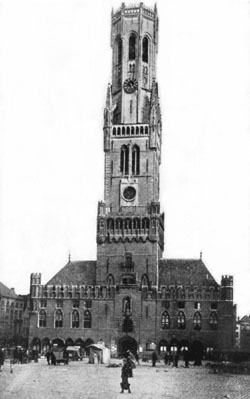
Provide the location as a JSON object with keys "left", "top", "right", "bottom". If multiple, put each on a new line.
{"left": 118, "top": 336, "right": 137, "bottom": 357}
{"left": 191, "top": 340, "right": 204, "bottom": 364}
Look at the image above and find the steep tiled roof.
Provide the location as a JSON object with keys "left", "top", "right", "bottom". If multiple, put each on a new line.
{"left": 46, "top": 261, "right": 96, "bottom": 286}
{"left": 240, "top": 315, "right": 250, "bottom": 323}
{"left": 0, "top": 282, "right": 21, "bottom": 299}
{"left": 159, "top": 258, "right": 218, "bottom": 287}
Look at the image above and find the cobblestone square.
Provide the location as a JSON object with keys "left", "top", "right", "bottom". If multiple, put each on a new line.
{"left": 1, "top": 359, "right": 250, "bottom": 399}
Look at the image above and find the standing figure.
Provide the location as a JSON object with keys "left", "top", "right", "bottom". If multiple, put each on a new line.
{"left": 0, "top": 347, "right": 4, "bottom": 371}
{"left": 46, "top": 350, "right": 51, "bottom": 365}
{"left": 152, "top": 351, "right": 157, "bottom": 367}
{"left": 120, "top": 359, "right": 131, "bottom": 394}
{"left": 126, "top": 355, "right": 134, "bottom": 377}
{"left": 164, "top": 352, "right": 169, "bottom": 366}
{"left": 183, "top": 349, "right": 189, "bottom": 368}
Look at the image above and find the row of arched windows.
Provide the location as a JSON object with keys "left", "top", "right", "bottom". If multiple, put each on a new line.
{"left": 120, "top": 145, "right": 140, "bottom": 175}
{"left": 116, "top": 35, "right": 149, "bottom": 64}
{"left": 39, "top": 309, "right": 92, "bottom": 329}
{"left": 161, "top": 311, "right": 218, "bottom": 330}
{"left": 112, "top": 125, "right": 149, "bottom": 136}
{"left": 106, "top": 217, "right": 150, "bottom": 233}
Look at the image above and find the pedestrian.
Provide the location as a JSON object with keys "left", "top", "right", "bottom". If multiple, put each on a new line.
{"left": 164, "top": 352, "right": 169, "bottom": 366}
{"left": 63, "top": 349, "right": 69, "bottom": 365}
{"left": 174, "top": 352, "right": 179, "bottom": 368}
{"left": 0, "top": 347, "right": 4, "bottom": 371}
{"left": 183, "top": 349, "right": 189, "bottom": 368}
{"left": 18, "top": 350, "right": 23, "bottom": 364}
{"left": 120, "top": 358, "right": 131, "bottom": 394}
{"left": 152, "top": 351, "right": 157, "bottom": 367}
{"left": 46, "top": 350, "right": 51, "bottom": 365}
{"left": 126, "top": 355, "right": 134, "bottom": 377}
{"left": 51, "top": 352, "right": 56, "bottom": 365}
{"left": 134, "top": 351, "right": 140, "bottom": 365}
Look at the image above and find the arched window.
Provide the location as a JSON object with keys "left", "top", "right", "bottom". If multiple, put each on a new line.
{"left": 55, "top": 309, "right": 63, "bottom": 328}
{"left": 39, "top": 310, "right": 46, "bottom": 327}
{"left": 107, "top": 274, "right": 114, "bottom": 286}
{"left": 161, "top": 311, "right": 170, "bottom": 330}
{"left": 142, "top": 218, "right": 149, "bottom": 231}
{"left": 120, "top": 145, "right": 129, "bottom": 175}
{"left": 84, "top": 310, "right": 91, "bottom": 329}
{"left": 132, "top": 145, "right": 140, "bottom": 175}
{"left": 129, "top": 34, "right": 136, "bottom": 60}
{"left": 177, "top": 311, "right": 186, "bottom": 330}
{"left": 159, "top": 339, "right": 168, "bottom": 353}
{"left": 142, "top": 37, "right": 148, "bottom": 63}
{"left": 108, "top": 218, "right": 114, "bottom": 232}
{"left": 123, "top": 296, "right": 132, "bottom": 314}
{"left": 72, "top": 310, "right": 79, "bottom": 328}
{"left": 193, "top": 312, "right": 202, "bottom": 330}
{"left": 117, "top": 37, "right": 122, "bottom": 65}
{"left": 209, "top": 312, "right": 218, "bottom": 330}
{"left": 141, "top": 274, "right": 149, "bottom": 287}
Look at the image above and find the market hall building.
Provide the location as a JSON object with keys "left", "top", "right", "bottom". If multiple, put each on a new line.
{"left": 28, "top": 3, "right": 235, "bottom": 359}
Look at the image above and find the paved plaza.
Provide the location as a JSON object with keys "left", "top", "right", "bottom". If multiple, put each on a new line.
{"left": 1, "top": 358, "right": 250, "bottom": 399}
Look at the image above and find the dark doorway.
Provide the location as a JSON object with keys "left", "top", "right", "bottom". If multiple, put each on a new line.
{"left": 191, "top": 340, "right": 204, "bottom": 363}
{"left": 118, "top": 336, "right": 137, "bottom": 357}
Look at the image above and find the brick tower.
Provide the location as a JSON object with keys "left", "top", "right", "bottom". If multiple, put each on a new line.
{"left": 96, "top": 3, "right": 164, "bottom": 290}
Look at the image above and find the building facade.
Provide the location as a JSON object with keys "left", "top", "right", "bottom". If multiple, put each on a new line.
{"left": 28, "top": 3, "right": 235, "bottom": 358}
{"left": 0, "top": 282, "right": 28, "bottom": 347}
{"left": 236, "top": 316, "right": 250, "bottom": 352}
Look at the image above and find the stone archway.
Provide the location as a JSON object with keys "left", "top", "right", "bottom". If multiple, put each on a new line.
{"left": 51, "top": 337, "right": 64, "bottom": 348}
{"left": 41, "top": 337, "right": 50, "bottom": 353}
{"left": 118, "top": 336, "right": 137, "bottom": 357}
{"left": 31, "top": 337, "right": 41, "bottom": 352}
{"left": 65, "top": 338, "right": 74, "bottom": 347}
{"left": 191, "top": 340, "right": 204, "bottom": 364}
{"left": 179, "top": 339, "right": 189, "bottom": 351}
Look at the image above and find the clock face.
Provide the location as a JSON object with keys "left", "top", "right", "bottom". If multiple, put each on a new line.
{"left": 123, "top": 78, "right": 138, "bottom": 94}
{"left": 123, "top": 186, "right": 136, "bottom": 201}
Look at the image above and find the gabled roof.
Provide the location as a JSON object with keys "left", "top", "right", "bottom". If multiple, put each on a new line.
{"left": 240, "top": 315, "right": 250, "bottom": 323}
{"left": 46, "top": 260, "right": 96, "bottom": 286}
{"left": 159, "top": 258, "right": 218, "bottom": 287}
{"left": 0, "top": 282, "right": 22, "bottom": 299}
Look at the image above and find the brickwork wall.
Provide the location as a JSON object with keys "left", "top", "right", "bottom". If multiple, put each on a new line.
{"left": 29, "top": 284, "right": 234, "bottom": 354}
{"left": 96, "top": 240, "right": 162, "bottom": 286}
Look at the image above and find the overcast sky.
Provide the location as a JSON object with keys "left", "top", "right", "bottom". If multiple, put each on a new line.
{"left": 0, "top": 0, "right": 249, "bottom": 317}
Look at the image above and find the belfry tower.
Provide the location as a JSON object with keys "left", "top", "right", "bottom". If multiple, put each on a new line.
{"left": 96, "top": 3, "right": 164, "bottom": 289}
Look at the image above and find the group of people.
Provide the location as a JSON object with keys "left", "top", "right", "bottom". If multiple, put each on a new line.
{"left": 46, "top": 349, "right": 69, "bottom": 365}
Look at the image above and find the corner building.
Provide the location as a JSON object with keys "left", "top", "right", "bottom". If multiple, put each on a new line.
{"left": 28, "top": 3, "right": 235, "bottom": 359}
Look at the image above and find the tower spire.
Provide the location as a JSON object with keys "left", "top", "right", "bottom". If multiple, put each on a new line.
{"left": 105, "top": 83, "right": 112, "bottom": 109}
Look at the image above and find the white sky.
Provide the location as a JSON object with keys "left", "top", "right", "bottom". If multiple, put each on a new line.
{"left": 0, "top": 0, "right": 249, "bottom": 317}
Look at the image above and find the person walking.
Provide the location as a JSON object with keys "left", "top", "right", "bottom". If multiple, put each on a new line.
{"left": 120, "top": 358, "right": 131, "bottom": 394}
{"left": 183, "top": 349, "right": 189, "bottom": 368}
{"left": 0, "top": 347, "right": 4, "bottom": 371}
{"left": 152, "top": 351, "right": 157, "bottom": 367}
{"left": 46, "top": 350, "right": 51, "bottom": 365}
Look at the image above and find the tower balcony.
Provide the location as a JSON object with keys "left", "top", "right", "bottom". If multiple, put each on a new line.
{"left": 111, "top": 124, "right": 149, "bottom": 138}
